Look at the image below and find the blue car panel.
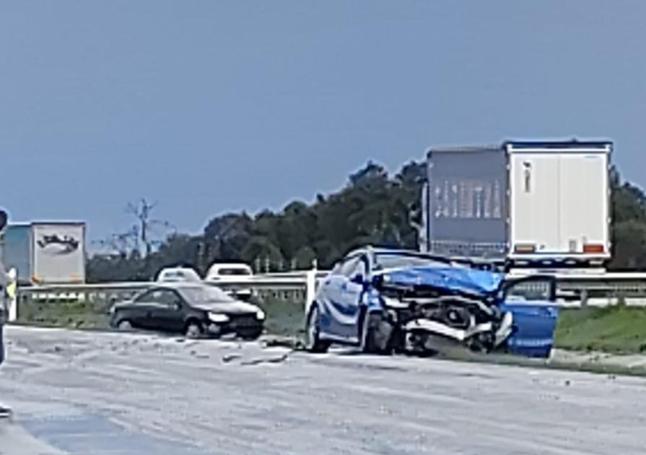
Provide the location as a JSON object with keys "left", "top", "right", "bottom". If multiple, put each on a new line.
{"left": 316, "top": 273, "right": 364, "bottom": 342}
{"left": 381, "top": 266, "right": 504, "bottom": 297}
{"left": 501, "top": 302, "right": 560, "bottom": 358}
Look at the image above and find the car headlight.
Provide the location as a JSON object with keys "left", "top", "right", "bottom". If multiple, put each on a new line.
{"left": 208, "top": 312, "right": 230, "bottom": 324}
{"left": 256, "top": 309, "right": 266, "bottom": 320}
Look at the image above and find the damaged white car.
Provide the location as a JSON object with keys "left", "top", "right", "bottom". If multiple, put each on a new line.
{"left": 306, "top": 248, "right": 559, "bottom": 358}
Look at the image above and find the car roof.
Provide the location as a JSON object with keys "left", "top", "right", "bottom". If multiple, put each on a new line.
{"left": 209, "top": 263, "right": 251, "bottom": 269}
{"left": 343, "top": 246, "right": 503, "bottom": 271}
{"left": 160, "top": 266, "right": 197, "bottom": 272}
{"left": 345, "top": 246, "right": 429, "bottom": 257}
{"left": 153, "top": 282, "right": 209, "bottom": 291}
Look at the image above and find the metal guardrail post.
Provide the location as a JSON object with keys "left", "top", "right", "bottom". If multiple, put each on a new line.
{"left": 580, "top": 289, "right": 588, "bottom": 307}
{"left": 305, "top": 266, "right": 317, "bottom": 313}
{"left": 8, "top": 294, "right": 17, "bottom": 322}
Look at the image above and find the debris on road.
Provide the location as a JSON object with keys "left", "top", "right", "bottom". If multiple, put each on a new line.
{"left": 262, "top": 335, "right": 304, "bottom": 350}
{"left": 221, "top": 353, "right": 242, "bottom": 363}
{"left": 240, "top": 352, "right": 291, "bottom": 366}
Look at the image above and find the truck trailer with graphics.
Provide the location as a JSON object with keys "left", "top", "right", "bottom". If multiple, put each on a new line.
{"left": 419, "top": 140, "right": 611, "bottom": 267}
{"left": 0, "top": 222, "right": 86, "bottom": 285}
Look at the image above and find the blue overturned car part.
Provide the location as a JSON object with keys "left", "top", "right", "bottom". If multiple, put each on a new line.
{"left": 382, "top": 265, "right": 559, "bottom": 358}
{"left": 500, "top": 302, "right": 560, "bottom": 359}
{"left": 381, "top": 266, "right": 504, "bottom": 297}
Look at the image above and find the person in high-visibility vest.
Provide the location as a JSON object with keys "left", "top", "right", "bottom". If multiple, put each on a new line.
{"left": 6, "top": 269, "right": 16, "bottom": 310}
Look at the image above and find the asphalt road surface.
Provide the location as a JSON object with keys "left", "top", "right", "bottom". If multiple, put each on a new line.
{"left": 1, "top": 326, "right": 645, "bottom": 455}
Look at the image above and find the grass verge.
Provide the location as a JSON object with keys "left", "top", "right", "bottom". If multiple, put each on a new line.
{"left": 554, "top": 306, "right": 646, "bottom": 354}
{"left": 256, "top": 298, "right": 304, "bottom": 338}
{"left": 17, "top": 300, "right": 111, "bottom": 330}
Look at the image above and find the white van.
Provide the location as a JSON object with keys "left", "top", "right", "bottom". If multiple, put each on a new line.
{"left": 205, "top": 263, "right": 254, "bottom": 300}
{"left": 205, "top": 263, "right": 253, "bottom": 282}
{"left": 156, "top": 266, "right": 202, "bottom": 283}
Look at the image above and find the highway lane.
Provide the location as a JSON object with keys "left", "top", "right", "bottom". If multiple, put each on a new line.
{"left": 0, "top": 326, "right": 645, "bottom": 455}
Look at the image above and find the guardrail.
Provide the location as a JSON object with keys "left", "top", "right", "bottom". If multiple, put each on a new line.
{"left": 13, "top": 269, "right": 646, "bottom": 322}
{"left": 14, "top": 270, "right": 324, "bottom": 321}
{"left": 509, "top": 270, "right": 646, "bottom": 304}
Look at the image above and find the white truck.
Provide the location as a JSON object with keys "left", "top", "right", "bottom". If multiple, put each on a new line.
{"left": 420, "top": 140, "right": 611, "bottom": 267}
{"left": 0, "top": 222, "right": 86, "bottom": 285}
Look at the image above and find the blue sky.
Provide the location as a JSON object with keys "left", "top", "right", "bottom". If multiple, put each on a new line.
{"left": 1, "top": 1, "right": 645, "bottom": 241}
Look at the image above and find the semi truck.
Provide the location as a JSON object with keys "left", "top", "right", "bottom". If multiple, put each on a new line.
{"left": 0, "top": 222, "right": 86, "bottom": 285}
{"left": 419, "top": 140, "right": 611, "bottom": 267}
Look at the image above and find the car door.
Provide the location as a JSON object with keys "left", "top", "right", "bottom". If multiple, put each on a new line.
{"left": 147, "top": 289, "right": 186, "bottom": 333}
{"left": 338, "top": 255, "right": 368, "bottom": 341}
{"left": 315, "top": 261, "right": 344, "bottom": 336}
{"left": 323, "top": 255, "right": 367, "bottom": 341}
{"left": 128, "top": 289, "right": 159, "bottom": 329}
{"left": 500, "top": 276, "right": 559, "bottom": 358}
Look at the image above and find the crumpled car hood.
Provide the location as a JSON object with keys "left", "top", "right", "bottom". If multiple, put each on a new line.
{"left": 376, "top": 265, "right": 504, "bottom": 297}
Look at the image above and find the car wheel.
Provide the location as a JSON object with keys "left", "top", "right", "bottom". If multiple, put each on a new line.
{"left": 239, "top": 328, "right": 263, "bottom": 341}
{"left": 185, "top": 321, "right": 203, "bottom": 339}
{"left": 305, "top": 305, "right": 330, "bottom": 353}
{"left": 360, "top": 311, "right": 390, "bottom": 355}
{"left": 117, "top": 320, "right": 133, "bottom": 331}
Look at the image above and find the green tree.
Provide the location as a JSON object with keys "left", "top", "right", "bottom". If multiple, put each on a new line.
{"left": 203, "top": 213, "right": 253, "bottom": 263}
{"left": 88, "top": 159, "right": 646, "bottom": 281}
{"left": 293, "top": 246, "right": 317, "bottom": 269}
{"left": 241, "top": 236, "right": 285, "bottom": 271}
{"left": 609, "top": 167, "right": 646, "bottom": 269}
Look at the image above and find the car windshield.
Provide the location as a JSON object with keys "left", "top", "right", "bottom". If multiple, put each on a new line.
{"left": 373, "top": 253, "right": 451, "bottom": 271}
{"left": 179, "top": 286, "right": 235, "bottom": 304}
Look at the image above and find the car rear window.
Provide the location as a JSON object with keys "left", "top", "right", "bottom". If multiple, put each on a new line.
{"left": 218, "top": 268, "right": 251, "bottom": 276}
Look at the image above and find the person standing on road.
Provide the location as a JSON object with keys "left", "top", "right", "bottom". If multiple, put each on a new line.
{"left": 0, "top": 264, "right": 11, "bottom": 418}
{"left": 0, "top": 209, "right": 11, "bottom": 419}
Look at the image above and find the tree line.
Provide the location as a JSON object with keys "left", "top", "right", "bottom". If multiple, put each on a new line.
{"left": 87, "top": 161, "right": 646, "bottom": 282}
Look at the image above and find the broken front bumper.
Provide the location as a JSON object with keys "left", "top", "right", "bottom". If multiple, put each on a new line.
{"left": 402, "top": 310, "right": 514, "bottom": 352}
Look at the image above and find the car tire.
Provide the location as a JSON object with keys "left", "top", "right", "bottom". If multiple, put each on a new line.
{"left": 117, "top": 320, "right": 133, "bottom": 331}
{"left": 305, "top": 305, "right": 330, "bottom": 353}
{"left": 360, "top": 311, "right": 389, "bottom": 355}
{"left": 185, "top": 321, "right": 203, "bottom": 339}
{"left": 239, "top": 328, "right": 263, "bottom": 341}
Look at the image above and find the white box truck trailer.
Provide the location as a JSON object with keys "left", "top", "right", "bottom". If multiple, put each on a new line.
{"left": 420, "top": 140, "right": 611, "bottom": 266}
{"left": 0, "top": 222, "right": 86, "bottom": 285}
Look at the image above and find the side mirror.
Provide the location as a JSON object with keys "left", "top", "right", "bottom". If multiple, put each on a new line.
{"left": 350, "top": 274, "right": 364, "bottom": 285}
